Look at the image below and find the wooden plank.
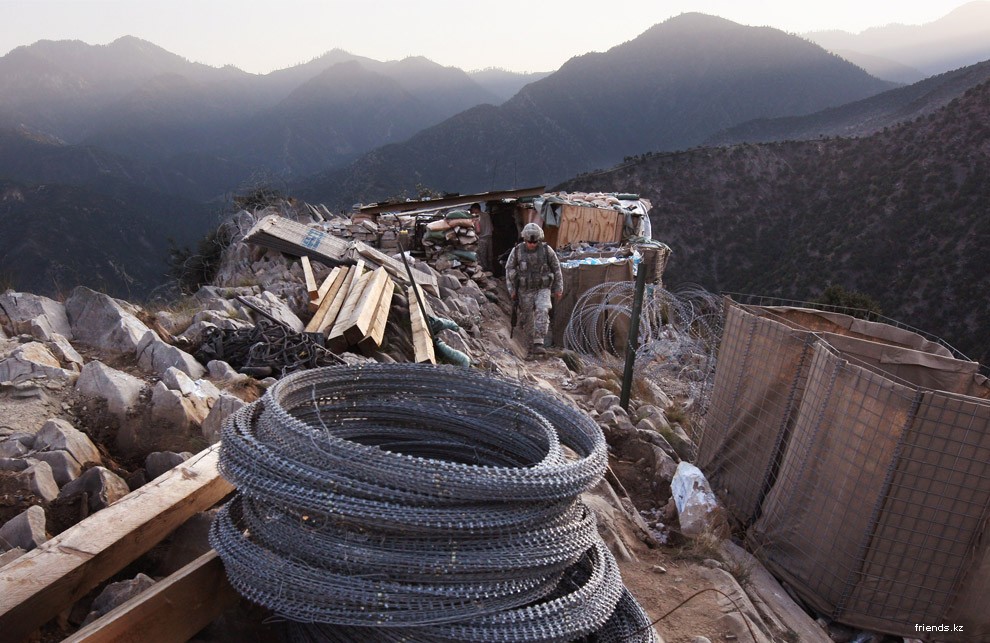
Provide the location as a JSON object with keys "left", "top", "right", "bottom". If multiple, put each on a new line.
{"left": 241, "top": 215, "right": 350, "bottom": 266}
{"left": 351, "top": 241, "right": 439, "bottom": 296}
{"left": 63, "top": 550, "right": 240, "bottom": 643}
{"left": 343, "top": 267, "right": 390, "bottom": 346}
{"left": 327, "top": 266, "right": 375, "bottom": 350}
{"left": 0, "top": 446, "right": 233, "bottom": 643}
{"left": 301, "top": 256, "right": 319, "bottom": 301}
{"left": 407, "top": 285, "right": 436, "bottom": 364}
{"left": 316, "top": 260, "right": 363, "bottom": 335}
{"left": 306, "top": 266, "right": 344, "bottom": 319}
{"left": 357, "top": 276, "right": 396, "bottom": 356}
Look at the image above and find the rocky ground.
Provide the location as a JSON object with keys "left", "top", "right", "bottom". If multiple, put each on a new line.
{"left": 0, "top": 201, "right": 852, "bottom": 642}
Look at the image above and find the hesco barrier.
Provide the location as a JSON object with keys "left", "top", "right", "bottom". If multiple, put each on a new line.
{"left": 697, "top": 299, "right": 990, "bottom": 640}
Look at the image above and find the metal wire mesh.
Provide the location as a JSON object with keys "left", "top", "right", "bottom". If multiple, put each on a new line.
{"left": 210, "top": 363, "right": 658, "bottom": 641}
{"left": 696, "top": 298, "right": 990, "bottom": 639}
{"left": 562, "top": 282, "right": 722, "bottom": 401}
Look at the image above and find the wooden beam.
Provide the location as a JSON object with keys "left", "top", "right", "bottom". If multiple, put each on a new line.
{"left": 301, "top": 256, "right": 319, "bottom": 301}
{"left": 358, "top": 185, "right": 546, "bottom": 215}
{"left": 343, "top": 268, "right": 390, "bottom": 346}
{"left": 357, "top": 276, "right": 396, "bottom": 356}
{"left": 62, "top": 550, "right": 240, "bottom": 643}
{"left": 0, "top": 446, "right": 234, "bottom": 643}
{"left": 315, "top": 260, "right": 363, "bottom": 335}
{"left": 327, "top": 266, "right": 375, "bottom": 351}
{"left": 407, "top": 285, "right": 436, "bottom": 365}
{"left": 305, "top": 266, "right": 344, "bottom": 320}
{"left": 351, "top": 241, "right": 439, "bottom": 296}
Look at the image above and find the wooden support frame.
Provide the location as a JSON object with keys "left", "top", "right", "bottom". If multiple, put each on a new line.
{"left": 62, "top": 550, "right": 240, "bottom": 643}
{"left": 0, "top": 445, "right": 233, "bottom": 643}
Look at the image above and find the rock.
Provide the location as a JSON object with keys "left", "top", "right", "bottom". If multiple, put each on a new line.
{"left": 136, "top": 331, "right": 206, "bottom": 379}
{"left": 47, "top": 333, "right": 84, "bottom": 371}
{"left": 20, "top": 461, "right": 61, "bottom": 502}
{"left": 234, "top": 292, "right": 304, "bottom": 332}
{"left": 33, "top": 418, "right": 102, "bottom": 467}
{"left": 64, "top": 286, "right": 151, "bottom": 353}
{"left": 31, "top": 450, "right": 83, "bottom": 486}
{"left": 0, "top": 505, "right": 48, "bottom": 551}
{"left": 671, "top": 462, "right": 725, "bottom": 537}
{"left": 144, "top": 451, "right": 192, "bottom": 480}
{"left": 75, "top": 361, "right": 145, "bottom": 419}
{"left": 436, "top": 328, "right": 471, "bottom": 357}
{"left": 81, "top": 573, "right": 156, "bottom": 625}
{"left": 0, "top": 342, "right": 77, "bottom": 384}
{"left": 59, "top": 466, "right": 131, "bottom": 512}
{"left": 589, "top": 387, "right": 614, "bottom": 407}
{"left": 636, "top": 425, "right": 678, "bottom": 459}
{"left": 690, "top": 638, "right": 713, "bottom": 643}
{"left": 207, "top": 360, "right": 239, "bottom": 381}
{"left": 0, "top": 292, "right": 73, "bottom": 340}
{"left": 656, "top": 422, "right": 697, "bottom": 462}
{"left": 117, "top": 382, "right": 201, "bottom": 454}
{"left": 177, "top": 320, "right": 219, "bottom": 346}
{"left": 161, "top": 367, "right": 221, "bottom": 402}
{"left": 595, "top": 394, "right": 621, "bottom": 414}
{"left": 0, "top": 438, "right": 29, "bottom": 458}
{"left": 201, "top": 394, "right": 246, "bottom": 445}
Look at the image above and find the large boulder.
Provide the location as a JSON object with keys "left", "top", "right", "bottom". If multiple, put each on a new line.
{"left": 234, "top": 291, "right": 304, "bottom": 332}
{"left": 136, "top": 330, "right": 206, "bottom": 379}
{"left": 0, "top": 342, "right": 77, "bottom": 385}
{"left": 200, "top": 394, "right": 246, "bottom": 444}
{"left": 0, "top": 292, "right": 72, "bottom": 340}
{"left": 64, "top": 286, "right": 150, "bottom": 354}
{"left": 0, "top": 505, "right": 48, "bottom": 551}
{"left": 33, "top": 418, "right": 102, "bottom": 468}
{"left": 59, "top": 466, "right": 130, "bottom": 512}
{"left": 75, "top": 361, "right": 145, "bottom": 420}
{"left": 31, "top": 450, "right": 83, "bottom": 486}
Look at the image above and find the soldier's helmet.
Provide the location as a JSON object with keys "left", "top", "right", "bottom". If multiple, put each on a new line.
{"left": 521, "top": 223, "right": 544, "bottom": 242}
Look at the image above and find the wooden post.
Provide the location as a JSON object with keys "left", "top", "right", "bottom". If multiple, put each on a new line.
{"left": 620, "top": 262, "right": 648, "bottom": 410}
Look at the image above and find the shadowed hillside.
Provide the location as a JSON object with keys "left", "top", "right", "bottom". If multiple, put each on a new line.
{"left": 557, "top": 80, "right": 990, "bottom": 364}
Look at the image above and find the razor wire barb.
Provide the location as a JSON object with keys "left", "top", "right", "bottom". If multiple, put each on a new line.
{"left": 210, "top": 363, "right": 659, "bottom": 642}
{"left": 563, "top": 281, "right": 724, "bottom": 402}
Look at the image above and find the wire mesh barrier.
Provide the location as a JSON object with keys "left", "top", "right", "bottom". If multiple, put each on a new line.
{"left": 210, "top": 364, "right": 659, "bottom": 642}
{"left": 696, "top": 298, "right": 990, "bottom": 639}
{"left": 562, "top": 282, "right": 722, "bottom": 400}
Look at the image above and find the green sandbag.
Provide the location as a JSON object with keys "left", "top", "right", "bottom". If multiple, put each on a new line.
{"left": 445, "top": 210, "right": 473, "bottom": 220}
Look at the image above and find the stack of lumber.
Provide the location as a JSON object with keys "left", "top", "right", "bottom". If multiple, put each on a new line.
{"left": 303, "top": 261, "right": 396, "bottom": 356}
{"left": 242, "top": 215, "right": 350, "bottom": 266}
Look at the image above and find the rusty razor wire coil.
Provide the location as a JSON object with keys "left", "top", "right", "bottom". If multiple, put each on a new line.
{"left": 210, "top": 363, "right": 658, "bottom": 641}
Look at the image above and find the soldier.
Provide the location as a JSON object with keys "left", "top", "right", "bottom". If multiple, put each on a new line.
{"left": 505, "top": 223, "right": 563, "bottom": 357}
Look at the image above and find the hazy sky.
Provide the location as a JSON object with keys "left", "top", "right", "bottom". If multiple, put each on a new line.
{"left": 0, "top": 1, "right": 977, "bottom": 74}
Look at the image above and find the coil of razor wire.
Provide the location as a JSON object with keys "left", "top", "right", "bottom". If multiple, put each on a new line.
{"left": 563, "top": 281, "right": 723, "bottom": 400}
{"left": 210, "top": 363, "right": 658, "bottom": 641}
{"left": 195, "top": 318, "right": 344, "bottom": 377}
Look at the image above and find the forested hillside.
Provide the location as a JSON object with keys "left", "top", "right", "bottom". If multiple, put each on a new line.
{"left": 559, "top": 81, "right": 990, "bottom": 364}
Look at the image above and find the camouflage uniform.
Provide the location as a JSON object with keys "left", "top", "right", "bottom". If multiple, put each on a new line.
{"left": 505, "top": 240, "right": 563, "bottom": 353}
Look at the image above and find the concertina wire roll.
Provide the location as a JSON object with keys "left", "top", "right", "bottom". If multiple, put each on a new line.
{"left": 210, "top": 363, "right": 659, "bottom": 642}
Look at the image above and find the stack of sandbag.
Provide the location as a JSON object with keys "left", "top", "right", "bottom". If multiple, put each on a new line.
{"left": 421, "top": 210, "right": 481, "bottom": 275}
